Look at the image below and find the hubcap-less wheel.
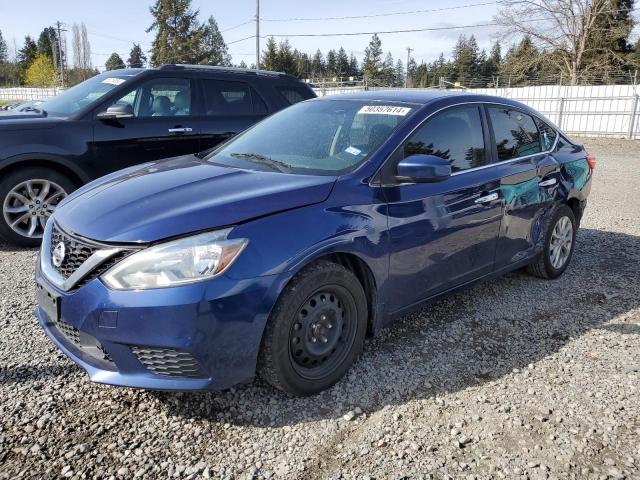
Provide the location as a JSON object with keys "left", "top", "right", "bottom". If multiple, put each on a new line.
{"left": 549, "top": 215, "right": 573, "bottom": 269}
{"left": 289, "top": 286, "right": 357, "bottom": 381}
{"left": 2, "top": 179, "right": 67, "bottom": 239}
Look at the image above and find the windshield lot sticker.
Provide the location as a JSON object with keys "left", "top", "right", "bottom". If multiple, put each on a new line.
{"left": 345, "top": 146, "right": 362, "bottom": 156}
{"left": 358, "top": 105, "right": 411, "bottom": 116}
{"left": 102, "top": 78, "right": 125, "bottom": 86}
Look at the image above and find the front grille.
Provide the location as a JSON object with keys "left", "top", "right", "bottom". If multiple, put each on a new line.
{"left": 49, "top": 223, "right": 136, "bottom": 289}
{"left": 131, "top": 347, "right": 206, "bottom": 378}
{"left": 53, "top": 318, "right": 81, "bottom": 346}
{"left": 50, "top": 224, "right": 98, "bottom": 279}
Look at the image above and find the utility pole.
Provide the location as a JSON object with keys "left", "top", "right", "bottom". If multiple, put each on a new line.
{"left": 405, "top": 47, "right": 413, "bottom": 88}
{"left": 55, "top": 21, "right": 67, "bottom": 87}
{"left": 255, "top": 0, "right": 260, "bottom": 69}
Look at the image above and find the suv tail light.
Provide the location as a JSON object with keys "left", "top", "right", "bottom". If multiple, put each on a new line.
{"left": 586, "top": 154, "right": 596, "bottom": 170}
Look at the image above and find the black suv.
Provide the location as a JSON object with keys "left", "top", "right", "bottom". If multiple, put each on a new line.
{"left": 0, "top": 65, "right": 316, "bottom": 246}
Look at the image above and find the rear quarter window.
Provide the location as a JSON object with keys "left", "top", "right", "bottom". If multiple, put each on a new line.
{"left": 276, "top": 85, "right": 315, "bottom": 105}
{"left": 535, "top": 118, "right": 558, "bottom": 150}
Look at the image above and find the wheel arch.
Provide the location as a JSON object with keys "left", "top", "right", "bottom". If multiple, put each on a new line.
{"left": 0, "top": 156, "right": 90, "bottom": 188}
{"left": 281, "top": 250, "right": 381, "bottom": 337}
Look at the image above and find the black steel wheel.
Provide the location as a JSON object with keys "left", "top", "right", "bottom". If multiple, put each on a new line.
{"left": 258, "top": 261, "right": 368, "bottom": 396}
{"left": 288, "top": 286, "right": 357, "bottom": 381}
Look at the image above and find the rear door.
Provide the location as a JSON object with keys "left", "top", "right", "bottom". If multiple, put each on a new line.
{"left": 382, "top": 104, "right": 503, "bottom": 312}
{"left": 487, "top": 105, "right": 557, "bottom": 270}
{"left": 196, "top": 78, "right": 270, "bottom": 152}
{"left": 91, "top": 76, "right": 201, "bottom": 175}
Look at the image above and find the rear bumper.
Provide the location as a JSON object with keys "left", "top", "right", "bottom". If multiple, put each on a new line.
{"left": 35, "top": 261, "right": 284, "bottom": 391}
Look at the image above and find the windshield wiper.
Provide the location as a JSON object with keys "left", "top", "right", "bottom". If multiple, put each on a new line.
{"left": 230, "top": 152, "right": 292, "bottom": 173}
{"left": 23, "top": 107, "right": 47, "bottom": 116}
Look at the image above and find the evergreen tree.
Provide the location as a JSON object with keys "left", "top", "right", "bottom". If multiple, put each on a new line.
{"left": 326, "top": 49, "right": 337, "bottom": 77}
{"left": 128, "top": 44, "right": 147, "bottom": 68}
{"left": 394, "top": 59, "right": 405, "bottom": 87}
{"left": 276, "top": 40, "right": 297, "bottom": 74}
{"left": 348, "top": 53, "right": 359, "bottom": 77}
{"left": 336, "top": 47, "right": 349, "bottom": 76}
{"left": 147, "top": 0, "right": 207, "bottom": 66}
{"left": 37, "top": 27, "right": 57, "bottom": 59}
{"left": 406, "top": 57, "right": 418, "bottom": 87}
{"left": 105, "top": 52, "right": 126, "bottom": 70}
{"left": 0, "top": 29, "right": 7, "bottom": 63}
{"left": 363, "top": 34, "right": 383, "bottom": 80}
{"left": 238, "top": 60, "right": 248, "bottom": 68}
{"left": 311, "top": 49, "right": 325, "bottom": 78}
{"left": 261, "top": 37, "right": 278, "bottom": 71}
{"left": 203, "top": 16, "right": 231, "bottom": 66}
{"left": 294, "top": 50, "right": 310, "bottom": 78}
{"left": 452, "top": 34, "right": 480, "bottom": 82}
{"left": 382, "top": 52, "right": 395, "bottom": 85}
{"left": 18, "top": 36, "right": 38, "bottom": 69}
{"left": 501, "top": 36, "right": 546, "bottom": 83}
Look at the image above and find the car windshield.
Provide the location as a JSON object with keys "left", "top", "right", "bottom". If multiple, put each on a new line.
{"left": 207, "top": 99, "right": 418, "bottom": 175}
{"left": 40, "top": 72, "right": 139, "bottom": 117}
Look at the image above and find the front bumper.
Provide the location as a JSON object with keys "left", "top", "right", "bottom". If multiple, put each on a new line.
{"left": 35, "top": 261, "right": 283, "bottom": 391}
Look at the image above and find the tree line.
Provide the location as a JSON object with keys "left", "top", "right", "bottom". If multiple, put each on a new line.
{"left": 1, "top": 0, "right": 639, "bottom": 88}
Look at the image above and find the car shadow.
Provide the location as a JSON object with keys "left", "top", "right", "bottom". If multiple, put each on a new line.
{"left": 0, "top": 363, "right": 78, "bottom": 386}
{"left": 152, "top": 227, "right": 640, "bottom": 427}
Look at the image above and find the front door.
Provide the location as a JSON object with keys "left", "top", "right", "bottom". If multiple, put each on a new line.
{"left": 91, "top": 77, "right": 201, "bottom": 177}
{"left": 382, "top": 104, "right": 503, "bottom": 313}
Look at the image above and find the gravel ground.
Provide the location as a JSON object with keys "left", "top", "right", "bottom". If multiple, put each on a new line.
{"left": 1, "top": 137, "right": 639, "bottom": 480}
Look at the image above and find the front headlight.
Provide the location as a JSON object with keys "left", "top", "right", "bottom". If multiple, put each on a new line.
{"left": 101, "top": 229, "right": 248, "bottom": 290}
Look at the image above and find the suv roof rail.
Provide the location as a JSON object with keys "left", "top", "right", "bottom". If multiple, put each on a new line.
{"left": 158, "top": 64, "right": 291, "bottom": 78}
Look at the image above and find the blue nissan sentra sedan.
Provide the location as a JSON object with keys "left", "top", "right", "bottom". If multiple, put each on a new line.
{"left": 35, "top": 90, "right": 593, "bottom": 396}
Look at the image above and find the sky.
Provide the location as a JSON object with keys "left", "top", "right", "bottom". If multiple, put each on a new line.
{"left": 0, "top": 0, "right": 601, "bottom": 72}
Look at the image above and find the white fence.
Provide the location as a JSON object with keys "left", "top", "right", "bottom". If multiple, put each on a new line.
{"left": 315, "top": 84, "right": 640, "bottom": 139}
{"left": 0, "top": 87, "right": 63, "bottom": 103}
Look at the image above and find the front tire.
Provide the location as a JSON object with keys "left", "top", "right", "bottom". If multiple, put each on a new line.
{"left": 258, "top": 261, "right": 368, "bottom": 396}
{"left": 527, "top": 204, "right": 577, "bottom": 279}
{"left": 0, "top": 167, "right": 74, "bottom": 247}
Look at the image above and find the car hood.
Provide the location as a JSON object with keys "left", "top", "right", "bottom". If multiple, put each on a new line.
{"left": 0, "top": 112, "right": 63, "bottom": 130}
{"left": 54, "top": 155, "right": 337, "bottom": 243}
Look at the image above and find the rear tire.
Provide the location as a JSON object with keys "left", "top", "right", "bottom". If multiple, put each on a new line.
{"left": 258, "top": 261, "right": 368, "bottom": 396}
{"left": 0, "top": 167, "right": 74, "bottom": 247}
{"left": 527, "top": 204, "right": 577, "bottom": 279}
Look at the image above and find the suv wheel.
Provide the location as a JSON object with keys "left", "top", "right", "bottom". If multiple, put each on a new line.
{"left": 0, "top": 167, "right": 74, "bottom": 247}
{"left": 258, "top": 261, "right": 368, "bottom": 396}
{"left": 527, "top": 204, "right": 577, "bottom": 279}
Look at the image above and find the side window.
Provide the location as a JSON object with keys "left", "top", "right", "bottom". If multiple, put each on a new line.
{"left": 202, "top": 79, "right": 266, "bottom": 116}
{"left": 403, "top": 105, "right": 487, "bottom": 173}
{"left": 276, "top": 86, "right": 314, "bottom": 105}
{"left": 535, "top": 118, "right": 557, "bottom": 150}
{"left": 488, "top": 107, "right": 541, "bottom": 161}
{"left": 111, "top": 78, "right": 192, "bottom": 118}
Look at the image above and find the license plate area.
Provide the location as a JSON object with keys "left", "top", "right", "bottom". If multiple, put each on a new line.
{"left": 37, "top": 282, "right": 60, "bottom": 323}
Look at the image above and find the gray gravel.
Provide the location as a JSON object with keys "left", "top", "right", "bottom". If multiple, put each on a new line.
{"left": 1, "top": 137, "right": 639, "bottom": 479}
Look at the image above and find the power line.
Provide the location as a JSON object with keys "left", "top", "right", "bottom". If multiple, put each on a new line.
{"left": 262, "top": 1, "right": 499, "bottom": 22}
{"left": 228, "top": 34, "right": 256, "bottom": 45}
{"left": 221, "top": 20, "right": 254, "bottom": 33}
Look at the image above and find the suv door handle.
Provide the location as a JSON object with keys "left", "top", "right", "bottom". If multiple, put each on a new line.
{"left": 538, "top": 178, "right": 557, "bottom": 187}
{"left": 474, "top": 192, "right": 499, "bottom": 204}
{"left": 168, "top": 127, "right": 193, "bottom": 133}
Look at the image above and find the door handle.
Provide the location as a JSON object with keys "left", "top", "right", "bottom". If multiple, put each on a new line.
{"left": 474, "top": 192, "right": 499, "bottom": 204}
{"left": 168, "top": 127, "right": 193, "bottom": 133}
{"left": 538, "top": 178, "right": 557, "bottom": 187}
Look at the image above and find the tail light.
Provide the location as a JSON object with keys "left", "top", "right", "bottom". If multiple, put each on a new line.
{"left": 586, "top": 154, "right": 596, "bottom": 170}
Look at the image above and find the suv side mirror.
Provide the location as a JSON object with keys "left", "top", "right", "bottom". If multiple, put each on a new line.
{"left": 396, "top": 154, "right": 452, "bottom": 183}
{"left": 97, "top": 104, "right": 134, "bottom": 120}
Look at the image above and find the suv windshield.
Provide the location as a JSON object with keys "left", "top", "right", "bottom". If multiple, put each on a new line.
{"left": 208, "top": 99, "right": 418, "bottom": 175}
{"left": 40, "top": 72, "right": 140, "bottom": 117}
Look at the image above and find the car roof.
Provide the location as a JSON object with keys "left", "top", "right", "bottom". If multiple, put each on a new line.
{"left": 314, "top": 89, "right": 533, "bottom": 111}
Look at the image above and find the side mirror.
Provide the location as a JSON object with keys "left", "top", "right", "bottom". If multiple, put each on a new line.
{"left": 396, "top": 154, "right": 452, "bottom": 183}
{"left": 97, "top": 104, "right": 134, "bottom": 120}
